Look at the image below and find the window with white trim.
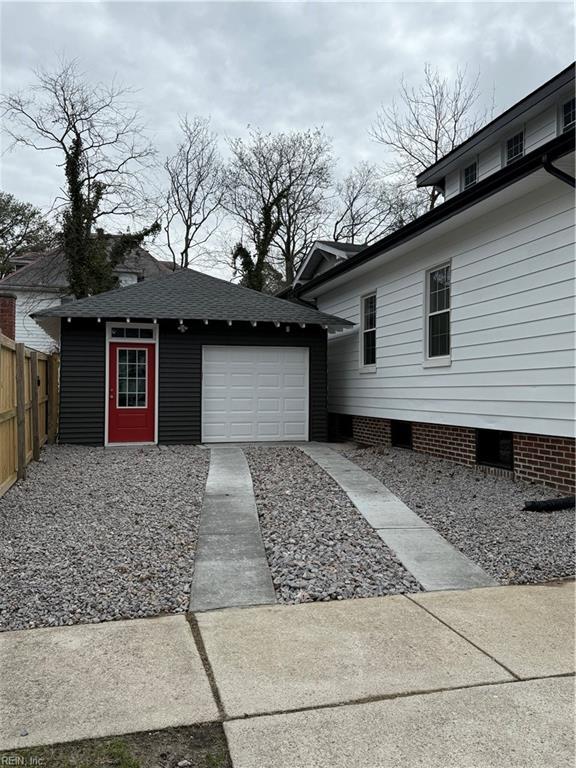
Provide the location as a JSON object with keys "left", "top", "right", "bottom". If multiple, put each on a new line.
{"left": 117, "top": 348, "right": 147, "bottom": 408}
{"left": 426, "top": 265, "right": 451, "bottom": 359}
{"left": 361, "top": 293, "right": 377, "bottom": 368}
{"left": 111, "top": 326, "right": 154, "bottom": 339}
{"left": 462, "top": 161, "right": 477, "bottom": 189}
{"left": 505, "top": 131, "right": 524, "bottom": 165}
{"left": 562, "top": 97, "right": 575, "bottom": 132}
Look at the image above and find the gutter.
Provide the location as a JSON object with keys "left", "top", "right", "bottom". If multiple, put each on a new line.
{"left": 417, "top": 62, "right": 575, "bottom": 187}
{"left": 294, "top": 129, "right": 575, "bottom": 298}
{"left": 542, "top": 153, "right": 575, "bottom": 188}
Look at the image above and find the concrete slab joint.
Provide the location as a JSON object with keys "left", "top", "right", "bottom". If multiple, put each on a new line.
{"left": 300, "top": 444, "right": 496, "bottom": 592}
{"left": 0, "top": 616, "right": 218, "bottom": 752}
{"left": 190, "top": 445, "right": 276, "bottom": 611}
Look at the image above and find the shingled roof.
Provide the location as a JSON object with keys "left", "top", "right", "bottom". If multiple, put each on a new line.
{"left": 0, "top": 240, "right": 168, "bottom": 291}
{"left": 34, "top": 268, "right": 353, "bottom": 330}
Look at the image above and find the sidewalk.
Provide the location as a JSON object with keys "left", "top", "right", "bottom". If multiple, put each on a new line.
{"left": 1, "top": 581, "right": 574, "bottom": 766}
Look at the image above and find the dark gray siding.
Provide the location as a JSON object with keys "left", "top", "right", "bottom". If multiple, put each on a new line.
{"left": 59, "top": 318, "right": 328, "bottom": 445}
{"left": 59, "top": 320, "right": 106, "bottom": 444}
{"left": 158, "top": 321, "right": 328, "bottom": 443}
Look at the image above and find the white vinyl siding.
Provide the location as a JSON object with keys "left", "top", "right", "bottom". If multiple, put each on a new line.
{"left": 14, "top": 291, "right": 61, "bottom": 353}
{"left": 525, "top": 106, "right": 557, "bottom": 152}
{"left": 316, "top": 179, "right": 575, "bottom": 438}
{"left": 477, "top": 144, "right": 502, "bottom": 183}
{"left": 444, "top": 105, "right": 561, "bottom": 199}
{"left": 444, "top": 170, "right": 460, "bottom": 199}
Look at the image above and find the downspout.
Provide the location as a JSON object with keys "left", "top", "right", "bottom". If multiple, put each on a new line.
{"left": 541, "top": 153, "right": 575, "bottom": 188}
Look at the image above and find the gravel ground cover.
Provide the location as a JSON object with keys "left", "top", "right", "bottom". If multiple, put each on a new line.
{"left": 244, "top": 446, "right": 421, "bottom": 603}
{"left": 341, "top": 445, "right": 575, "bottom": 585}
{"left": 0, "top": 445, "right": 209, "bottom": 632}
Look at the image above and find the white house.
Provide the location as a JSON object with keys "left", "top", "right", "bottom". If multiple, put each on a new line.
{"left": 0, "top": 240, "right": 169, "bottom": 353}
{"left": 289, "top": 63, "right": 575, "bottom": 492}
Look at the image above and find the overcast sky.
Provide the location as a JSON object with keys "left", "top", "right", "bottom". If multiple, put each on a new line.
{"left": 0, "top": 1, "right": 574, "bottom": 273}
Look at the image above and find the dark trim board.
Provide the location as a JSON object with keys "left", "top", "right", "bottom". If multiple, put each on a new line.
{"left": 294, "top": 129, "right": 575, "bottom": 298}
{"left": 58, "top": 318, "right": 328, "bottom": 445}
{"left": 416, "top": 62, "right": 575, "bottom": 186}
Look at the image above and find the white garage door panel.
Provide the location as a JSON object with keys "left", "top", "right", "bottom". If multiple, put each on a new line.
{"left": 202, "top": 346, "right": 309, "bottom": 442}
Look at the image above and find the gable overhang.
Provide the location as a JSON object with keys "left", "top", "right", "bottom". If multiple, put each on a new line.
{"left": 296, "top": 131, "right": 574, "bottom": 299}
{"left": 417, "top": 62, "right": 575, "bottom": 188}
{"left": 292, "top": 241, "right": 361, "bottom": 289}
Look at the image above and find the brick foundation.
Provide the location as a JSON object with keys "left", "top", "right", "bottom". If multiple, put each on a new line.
{"left": 514, "top": 433, "right": 575, "bottom": 494}
{"left": 352, "top": 415, "right": 391, "bottom": 446}
{"left": 412, "top": 422, "right": 476, "bottom": 465}
{"left": 0, "top": 293, "right": 16, "bottom": 340}
{"left": 347, "top": 414, "right": 575, "bottom": 494}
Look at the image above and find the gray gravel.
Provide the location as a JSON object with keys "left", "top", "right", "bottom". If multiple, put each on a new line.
{"left": 244, "top": 446, "right": 421, "bottom": 603}
{"left": 0, "top": 445, "right": 209, "bottom": 632}
{"left": 340, "top": 445, "right": 575, "bottom": 586}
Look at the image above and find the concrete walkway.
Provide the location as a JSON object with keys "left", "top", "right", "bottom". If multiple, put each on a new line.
{"left": 0, "top": 616, "right": 218, "bottom": 751}
{"left": 190, "top": 445, "right": 275, "bottom": 612}
{"left": 301, "top": 443, "right": 496, "bottom": 591}
{"left": 1, "top": 581, "right": 573, "bottom": 765}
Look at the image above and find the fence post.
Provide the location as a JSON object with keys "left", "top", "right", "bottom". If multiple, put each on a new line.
{"left": 15, "top": 343, "right": 26, "bottom": 480}
{"left": 30, "top": 350, "right": 40, "bottom": 461}
{"left": 47, "top": 353, "right": 59, "bottom": 444}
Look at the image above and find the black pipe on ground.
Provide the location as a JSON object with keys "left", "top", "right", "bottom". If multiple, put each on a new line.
{"left": 523, "top": 497, "right": 575, "bottom": 512}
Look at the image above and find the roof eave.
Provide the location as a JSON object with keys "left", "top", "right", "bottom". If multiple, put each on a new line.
{"left": 296, "top": 130, "right": 574, "bottom": 297}
{"left": 416, "top": 62, "right": 575, "bottom": 188}
{"left": 33, "top": 312, "right": 353, "bottom": 332}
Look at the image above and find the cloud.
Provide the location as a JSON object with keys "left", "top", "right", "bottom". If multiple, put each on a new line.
{"left": 1, "top": 1, "right": 573, "bottom": 274}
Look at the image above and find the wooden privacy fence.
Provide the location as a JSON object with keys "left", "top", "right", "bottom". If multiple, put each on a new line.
{"left": 0, "top": 332, "right": 59, "bottom": 497}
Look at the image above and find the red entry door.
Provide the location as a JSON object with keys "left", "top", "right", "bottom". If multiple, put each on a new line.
{"left": 108, "top": 342, "right": 156, "bottom": 443}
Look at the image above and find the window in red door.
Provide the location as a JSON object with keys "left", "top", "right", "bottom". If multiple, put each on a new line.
{"left": 108, "top": 342, "right": 155, "bottom": 443}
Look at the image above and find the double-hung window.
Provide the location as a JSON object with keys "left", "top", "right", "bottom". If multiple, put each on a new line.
{"left": 361, "top": 293, "right": 377, "bottom": 369}
{"left": 562, "top": 97, "right": 575, "bottom": 132}
{"left": 462, "top": 161, "right": 478, "bottom": 190}
{"left": 426, "top": 264, "right": 451, "bottom": 360}
{"left": 505, "top": 131, "right": 524, "bottom": 165}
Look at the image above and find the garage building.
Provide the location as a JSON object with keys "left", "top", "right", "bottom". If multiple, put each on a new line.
{"left": 34, "top": 268, "right": 351, "bottom": 445}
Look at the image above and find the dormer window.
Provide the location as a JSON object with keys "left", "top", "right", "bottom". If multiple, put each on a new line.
{"left": 462, "top": 161, "right": 477, "bottom": 190}
{"left": 505, "top": 131, "right": 524, "bottom": 165}
{"left": 562, "top": 97, "right": 575, "bottom": 132}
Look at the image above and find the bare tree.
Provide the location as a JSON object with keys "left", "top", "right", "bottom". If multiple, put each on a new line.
{"left": 223, "top": 128, "right": 333, "bottom": 290}
{"left": 0, "top": 192, "right": 54, "bottom": 277}
{"left": 331, "top": 161, "right": 421, "bottom": 245}
{"left": 372, "top": 64, "right": 491, "bottom": 210}
{"left": 272, "top": 129, "right": 333, "bottom": 284}
{"left": 1, "top": 59, "right": 159, "bottom": 296}
{"left": 163, "top": 116, "right": 223, "bottom": 268}
{"left": 2, "top": 59, "right": 156, "bottom": 223}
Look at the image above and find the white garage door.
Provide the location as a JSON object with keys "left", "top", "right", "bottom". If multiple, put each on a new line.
{"left": 202, "top": 346, "right": 309, "bottom": 442}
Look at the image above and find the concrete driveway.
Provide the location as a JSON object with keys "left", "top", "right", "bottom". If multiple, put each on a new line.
{"left": 1, "top": 580, "right": 574, "bottom": 767}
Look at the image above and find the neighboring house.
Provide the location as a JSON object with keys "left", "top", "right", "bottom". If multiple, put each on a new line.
{"left": 33, "top": 269, "right": 351, "bottom": 445}
{"left": 286, "top": 63, "right": 575, "bottom": 493}
{"left": 0, "top": 239, "right": 169, "bottom": 352}
{"left": 155, "top": 260, "right": 184, "bottom": 272}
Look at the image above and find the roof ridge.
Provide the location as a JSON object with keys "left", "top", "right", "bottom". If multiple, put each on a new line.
{"left": 0, "top": 248, "right": 62, "bottom": 286}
